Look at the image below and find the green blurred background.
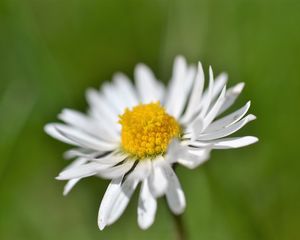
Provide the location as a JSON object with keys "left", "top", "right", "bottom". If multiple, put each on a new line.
{"left": 0, "top": 0, "right": 299, "bottom": 239}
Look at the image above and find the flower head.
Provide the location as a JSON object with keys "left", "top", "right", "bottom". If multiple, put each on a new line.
{"left": 119, "top": 102, "right": 181, "bottom": 158}
{"left": 45, "top": 56, "right": 258, "bottom": 230}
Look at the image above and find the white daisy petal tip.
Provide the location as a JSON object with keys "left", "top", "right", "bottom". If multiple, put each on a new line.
{"left": 246, "top": 100, "right": 251, "bottom": 107}
{"left": 98, "top": 216, "right": 106, "bottom": 231}
{"left": 55, "top": 175, "right": 62, "bottom": 180}
{"left": 63, "top": 178, "right": 81, "bottom": 196}
{"left": 246, "top": 136, "right": 259, "bottom": 144}
{"left": 112, "top": 72, "right": 126, "bottom": 81}
{"left": 137, "top": 180, "right": 157, "bottom": 229}
{"left": 164, "top": 165, "right": 186, "bottom": 215}
{"left": 247, "top": 114, "right": 257, "bottom": 121}
{"left": 233, "top": 82, "right": 245, "bottom": 93}
{"left": 244, "top": 136, "right": 259, "bottom": 145}
{"left": 209, "top": 65, "right": 213, "bottom": 75}
{"left": 219, "top": 71, "right": 228, "bottom": 80}
{"left": 175, "top": 54, "right": 186, "bottom": 62}
{"left": 44, "top": 123, "right": 54, "bottom": 135}
{"left": 197, "top": 61, "right": 203, "bottom": 69}
{"left": 134, "top": 63, "right": 145, "bottom": 74}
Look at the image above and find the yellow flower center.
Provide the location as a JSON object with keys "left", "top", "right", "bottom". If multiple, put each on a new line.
{"left": 119, "top": 102, "right": 181, "bottom": 159}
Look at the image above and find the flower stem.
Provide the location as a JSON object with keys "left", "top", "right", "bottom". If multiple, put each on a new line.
{"left": 169, "top": 165, "right": 188, "bottom": 240}
{"left": 171, "top": 212, "right": 188, "bottom": 240}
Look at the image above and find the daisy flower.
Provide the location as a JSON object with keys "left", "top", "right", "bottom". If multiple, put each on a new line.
{"left": 45, "top": 56, "right": 258, "bottom": 230}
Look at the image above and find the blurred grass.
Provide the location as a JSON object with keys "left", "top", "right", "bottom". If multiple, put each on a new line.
{"left": 0, "top": 0, "right": 300, "bottom": 239}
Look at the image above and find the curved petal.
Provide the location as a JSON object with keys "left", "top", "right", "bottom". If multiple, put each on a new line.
{"left": 197, "top": 114, "right": 256, "bottom": 141}
{"left": 165, "top": 56, "right": 194, "bottom": 118}
{"left": 204, "top": 101, "right": 250, "bottom": 133}
{"left": 199, "top": 66, "right": 214, "bottom": 118}
{"left": 180, "top": 62, "right": 205, "bottom": 124}
{"left": 178, "top": 149, "right": 210, "bottom": 169}
{"left": 62, "top": 158, "right": 88, "bottom": 195}
{"left": 113, "top": 73, "right": 139, "bottom": 108}
{"left": 163, "top": 165, "right": 186, "bottom": 215}
{"left": 134, "top": 64, "right": 161, "bottom": 103}
{"left": 148, "top": 157, "right": 168, "bottom": 197}
{"left": 201, "top": 86, "right": 226, "bottom": 130}
{"left": 44, "top": 124, "right": 75, "bottom": 145}
{"left": 209, "top": 136, "right": 258, "bottom": 149}
{"left": 63, "top": 178, "right": 81, "bottom": 196}
{"left": 101, "top": 83, "right": 127, "bottom": 114}
{"left": 126, "top": 159, "right": 151, "bottom": 181}
{"left": 58, "top": 109, "right": 119, "bottom": 142}
{"left": 200, "top": 72, "right": 228, "bottom": 111}
{"left": 56, "top": 162, "right": 108, "bottom": 180}
{"left": 137, "top": 178, "right": 157, "bottom": 229}
{"left": 97, "top": 160, "right": 135, "bottom": 180}
{"left": 190, "top": 117, "right": 204, "bottom": 141}
{"left": 166, "top": 140, "right": 210, "bottom": 169}
{"left": 217, "top": 82, "right": 245, "bottom": 116}
{"left": 98, "top": 177, "right": 139, "bottom": 230}
{"left": 85, "top": 88, "right": 119, "bottom": 123}
{"left": 46, "top": 123, "right": 118, "bottom": 151}
{"left": 183, "top": 71, "right": 228, "bottom": 125}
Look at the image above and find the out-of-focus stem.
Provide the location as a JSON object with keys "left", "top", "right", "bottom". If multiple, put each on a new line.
{"left": 171, "top": 212, "right": 187, "bottom": 240}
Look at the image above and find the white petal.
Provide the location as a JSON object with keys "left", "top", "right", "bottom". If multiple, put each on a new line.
{"left": 204, "top": 101, "right": 251, "bottom": 133}
{"left": 217, "top": 82, "right": 245, "bottom": 116}
{"left": 102, "top": 83, "right": 128, "bottom": 114}
{"left": 48, "top": 124, "right": 118, "bottom": 151}
{"left": 183, "top": 71, "right": 228, "bottom": 125}
{"left": 56, "top": 162, "right": 107, "bottom": 180}
{"left": 164, "top": 140, "right": 182, "bottom": 164}
{"left": 97, "top": 160, "right": 135, "bottom": 179}
{"left": 93, "top": 152, "right": 126, "bottom": 165}
{"left": 134, "top": 64, "right": 161, "bottom": 103}
{"left": 156, "top": 81, "right": 166, "bottom": 103}
{"left": 202, "top": 86, "right": 226, "bottom": 130}
{"left": 58, "top": 109, "right": 118, "bottom": 142}
{"left": 199, "top": 66, "right": 214, "bottom": 118}
{"left": 166, "top": 140, "right": 210, "bottom": 169}
{"left": 126, "top": 159, "right": 151, "bottom": 181}
{"left": 212, "top": 72, "right": 228, "bottom": 96}
{"left": 201, "top": 72, "right": 228, "bottom": 109}
{"left": 85, "top": 88, "right": 118, "bottom": 123}
{"left": 64, "top": 148, "right": 105, "bottom": 160}
{"left": 190, "top": 117, "right": 204, "bottom": 141}
{"left": 106, "top": 179, "right": 139, "bottom": 225}
{"left": 148, "top": 158, "right": 168, "bottom": 197}
{"left": 62, "top": 158, "right": 88, "bottom": 195}
{"left": 211, "top": 136, "right": 258, "bottom": 149}
{"left": 58, "top": 109, "right": 92, "bottom": 131}
{"left": 165, "top": 56, "right": 192, "bottom": 118}
{"left": 163, "top": 165, "right": 186, "bottom": 215}
{"left": 113, "top": 73, "right": 139, "bottom": 108}
{"left": 197, "top": 114, "right": 256, "bottom": 141}
{"left": 172, "top": 65, "right": 196, "bottom": 118}
{"left": 44, "top": 124, "right": 74, "bottom": 145}
{"left": 62, "top": 157, "right": 87, "bottom": 170}
{"left": 165, "top": 56, "right": 186, "bottom": 107}
{"left": 63, "top": 178, "right": 81, "bottom": 196}
{"left": 179, "top": 149, "right": 210, "bottom": 169}
{"left": 98, "top": 178, "right": 139, "bottom": 230}
{"left": 137, "top": 178, "right": 157, "bottom": 229}
{"left": 188, "top": 86, "right": 226, "bottom": 139}
{"left": 180, "top": 62, "right": 205, "bottom": 124}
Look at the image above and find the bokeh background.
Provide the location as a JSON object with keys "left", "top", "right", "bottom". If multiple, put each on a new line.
{"left": 0, "top": 0, "right": 299, "bottom": 239}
